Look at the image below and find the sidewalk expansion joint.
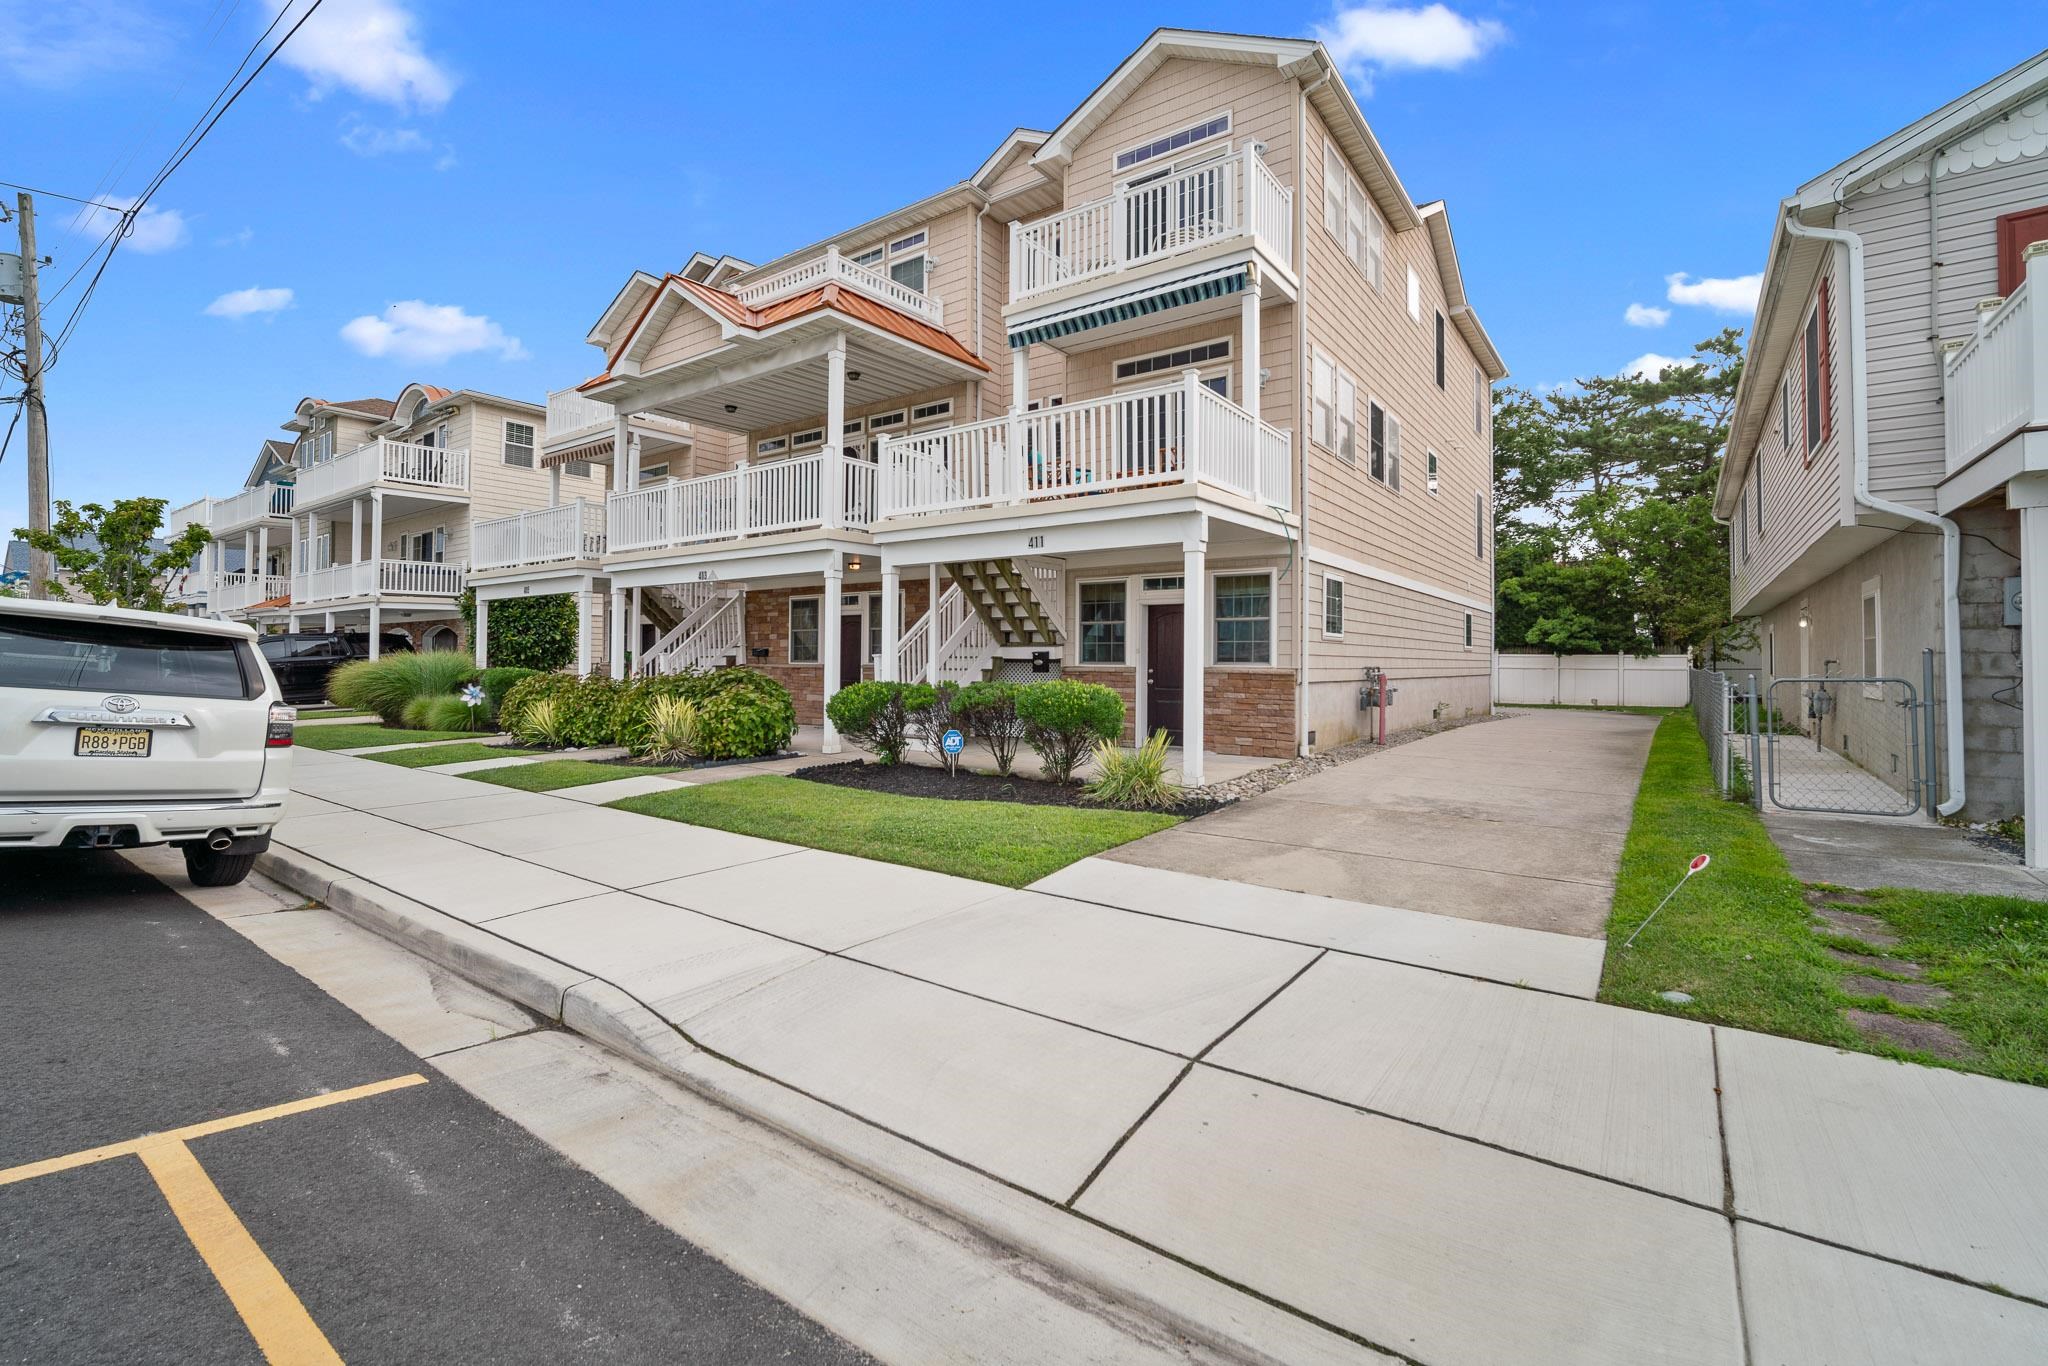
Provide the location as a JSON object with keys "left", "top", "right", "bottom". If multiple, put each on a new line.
{"left": 1712, "top": 1030, "right": 1757, "bottom": 1366}
{"left": 1159, "top": 825, "right": 1618, "bottom": 889}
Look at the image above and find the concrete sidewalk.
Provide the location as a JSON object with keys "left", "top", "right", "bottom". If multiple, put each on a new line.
{"left": 260, "top": 747, "right": 2048, "bottom": 1366}
{"left": 1101, "top": 710, "right": 1658, "bottom": 938}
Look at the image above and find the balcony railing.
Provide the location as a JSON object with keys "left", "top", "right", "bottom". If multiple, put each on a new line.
{"left": 215, "top": 571, "right": 290, "bottom": 613}
{"left": 546, "top": 388, "right": 615, "bottom": 439}
{"left": 1010, "top": 145, "right": 1293, "bottom": 304}
{"left": 211, "top": 482, "right": 295, "bottom": 531}
{"left": 292, "top": 438, "right": 469, "bottom": 509}
{"left": 877, "top": 375, "right": 1292, "bottom": 518}
{"left": 474, "top": 499, "right": 606, "bottom": 570}
{"left": 1946, "top": 245, "right": 2048, "bottom": 475}
{"left": 731, "top": 246, "right": 944, "bottom": 326}
{"left": 607, "top": 452, "right": 876, "bottom": 554}
{"left": 292, "top": 559, "right": 467, "bottom": 604}
{"left": 165, "top": 497, "right": 214, "bottom": 537}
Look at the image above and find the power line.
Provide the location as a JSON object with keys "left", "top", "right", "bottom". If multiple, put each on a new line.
{"left": 0, "top": 181, "right": 129, "bottom": 214}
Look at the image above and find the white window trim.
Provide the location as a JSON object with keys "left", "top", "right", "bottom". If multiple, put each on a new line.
{"left": 1075, "top": 576, "right": 1131, "bottom": 665}
{"left": 1323, "top": 137, "right": 1384, "bottom": 288}
{"left": 1210, "top": 567, "right": 1277, "bottom": 668}
{"left": 788, "top": 595, "right": 822, "bottom": 665}
{"left": 1310, "top": 346, "right": 1337, "bottom": 453}
{"left": 1114, "top": 110, "right": 1231, "bottom": 174}
{"left": 1407, "top": 267, "right": 1421, "bottom": 322}
{"left": 755, "top": 436, "right": 789, "bottom": 457}
{"left": 1365, "top": 396, "right": 1398, "bottom": 488}
{"left": 1112, "top": 336, "right": 1232, "bottom": 386}
{"left": 502, "top": 419, "right": 536, "bottom": 468}
{"left": 1860, "top": 576, "right": 1883, "bottom": 697}
{"left": 1426, "top": 448, "right": 1441, "bottom": 495}
{"left": 1474, "top": 489, "right": 1488, "bottom": 560}
{"left": 1321, "top": 571, "right": 1345, "bottom": 640}
{"left": 1464, "top": 612, "right": 1475, "bottom": 651}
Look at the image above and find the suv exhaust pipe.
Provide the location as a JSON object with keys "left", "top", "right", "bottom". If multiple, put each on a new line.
{"left": 206, "top": 829, "right": 235, "bottom": 851}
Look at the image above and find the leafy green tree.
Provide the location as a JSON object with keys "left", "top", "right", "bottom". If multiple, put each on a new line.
{"left": 458, "top": 588, "right": 576, "bottom": 670}
{"left": 1493, "top": 329, "right": 1747, "bottom": 656}
{"left": 13, "top": 498, "right": 211, "bottom": 611}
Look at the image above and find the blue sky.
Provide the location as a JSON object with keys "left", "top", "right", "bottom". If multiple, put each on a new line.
{"left": 1, "top": 1, "right": 2038, "bottom": 537}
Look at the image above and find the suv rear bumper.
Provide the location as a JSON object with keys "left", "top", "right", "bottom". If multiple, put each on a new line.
{"left": 0, "top": 796, "right": 288, "bottom": 850}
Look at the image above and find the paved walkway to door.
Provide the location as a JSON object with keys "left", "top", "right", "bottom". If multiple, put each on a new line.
{"left": 1094, "top": 709, "right": 1660, "bottom": 939}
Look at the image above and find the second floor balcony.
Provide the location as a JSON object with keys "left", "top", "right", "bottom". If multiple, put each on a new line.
{"left": 474, "top": 499, "right": 607, "bottom": 571}
{"left": 1009, "top": 145, "right": 1293, "bottom": 305}
{"left": 210, "top": 482, "right": 295, "bottom": 534}
{"left": 607, "top": 451, "right": 877, "bottom": 556}
{"left": 215, "top": 570, "right": 290, "bottom": 614}
{"left": 731, "top": 246, "right": 944, "bottom": 327}
{"left": 293, "top": 558, "right": 467, "bottom": 605}
{"left": 1946, "top": 243, "right": 2048, "bottom": 477}
{"left": 876, "top": 377, "right": 1292, "bottom": 519}
{"left": 293, "top": 438, "right": 469, "bottom": 511}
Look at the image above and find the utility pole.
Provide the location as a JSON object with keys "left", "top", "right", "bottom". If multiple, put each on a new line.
{"left": 15, "top": 193, "right": 51, "bottom": 600}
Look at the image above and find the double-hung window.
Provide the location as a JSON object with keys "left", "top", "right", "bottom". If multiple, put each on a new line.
{"left": 1336, "top": 371, "right": 1358, "bottom": 463}
{"left": 1213, "top": 574, "right": 1272, "bottom": 665}
{"left": 886, "top": 231, "right": 927, "bottom": 294}
{"left": 1473, "top": 366, "right": 1486, "bottom": 435}
{"left": 1322, "top": 574, "right": 1345, "bottom": 639}
{"left": 788, "top": 598, "right": 820, "bottom": 663}
{"left": 1474, "top": 490, "right": 1487, "bottom": 559}
{"left": 1078, "top": 581, "right": 1127, "bottom": 663}
{"left": 1311, "top": 350, "right": 1337, "bottom": 449}
{"left": 503, "top": 421, "right": 535, "bottom": 468}
{"left": 1324, "top": 140, "right": 1383, "bottom": 286}
{"left": 1367, "top": 401, "right": 1400, "bottom": 488}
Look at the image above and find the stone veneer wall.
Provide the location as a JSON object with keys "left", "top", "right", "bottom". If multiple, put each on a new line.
{"left": 1204, "top": 668, "right": 1297, "bottom": 757}
{"left": 741, "top": 581, "right": 933, "bottom": 725}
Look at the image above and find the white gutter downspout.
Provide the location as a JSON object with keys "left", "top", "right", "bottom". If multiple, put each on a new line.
{"left": 1782, "top": 210, "right": 1965, "bottom": 814}
{"left": 1295, "top": 68, "right": 1331, "bottom": 757}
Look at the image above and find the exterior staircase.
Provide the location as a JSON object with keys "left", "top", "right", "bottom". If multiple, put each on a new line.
{"left": 641, "top": 585, "right": 745, "bottom": 675}
{"left": 946, "top": 558, "right": 1063, "bottom": 653}
{"left": 895, "top": 583, "right": 997, "bottom": 684}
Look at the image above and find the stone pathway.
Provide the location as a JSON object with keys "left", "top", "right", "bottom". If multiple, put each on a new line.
{"left": 1803, "top": 887, "right": 1974, "bottom": 1060}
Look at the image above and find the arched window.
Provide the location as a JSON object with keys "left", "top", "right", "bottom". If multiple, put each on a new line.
{"left": 412, "top": 396, "right": 430, "bottom": 423}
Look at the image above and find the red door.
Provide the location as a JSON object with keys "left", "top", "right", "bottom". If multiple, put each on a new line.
{"left": 1146, "top": 604, "right": 1184, "bottom": 745}
{"left": 840, "top": 614, "right": 865, "bottom": 688}
{"left": 1996, "top": 206, "right": 2048, "bottom": 294}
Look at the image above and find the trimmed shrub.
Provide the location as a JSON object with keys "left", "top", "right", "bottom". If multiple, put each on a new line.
{"left": 1016, "top": 679, "right": 1125, "bottom": 783}
{"left": 496, "top": 666, "right": 794, "bottom": 759}
{"left": 497, "top": 671, "right": 576, "bottom": 736}
{"left": 1084, "top": 728, "right": 1182, "bottom": 809}
{"left": 638, "top": 695, "right": 702, "bottom": 764}
{"left": 479, "top": 666, "right": 540, "bottom": 720}
{"left": 557, "top": 676, "right": 625, "bottom": 748}
{"left": 692, "top": 669, "right": 797, "bottom": 759}
{"left": 956, "top": 680, "right": 1026, "bottom": 776}
{"left": 461, "top": 588, "right": 576, "bottom": 671}
{"left": 827, "top": 681, "right": 912, "bottom": 764}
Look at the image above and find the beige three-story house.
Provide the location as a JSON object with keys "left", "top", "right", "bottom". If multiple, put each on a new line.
{"left": 469, "top": 29, "right": 1508, "bottom": 780}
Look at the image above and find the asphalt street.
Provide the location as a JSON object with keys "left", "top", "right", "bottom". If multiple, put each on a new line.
{"left": 0, "top": 849, "right": 874, "bottom": 1365}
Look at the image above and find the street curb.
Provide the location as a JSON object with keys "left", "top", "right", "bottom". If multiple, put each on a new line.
{"left": 259, "top": 842, "right": 1383, "bottom": 1366}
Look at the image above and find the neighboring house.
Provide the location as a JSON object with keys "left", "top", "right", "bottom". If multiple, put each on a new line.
{"left": 472, "top": 28, "right": 1507, "bottom": 780}
{"left": 1714, "top": 51, "right": 2048, "bottom": 859}
{"left": 165, "top": 438, "right": 297, "bottom": 621}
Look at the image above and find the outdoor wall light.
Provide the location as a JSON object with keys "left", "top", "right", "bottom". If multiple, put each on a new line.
{"left": 724, "top": 403, "right": 738, "bottom": 414}
{"left": 846, "top": 555, "right": 864, "bottom": 572}
{"left": 1798, "top": 610, "right": 1810, "bottom": 629}
{"left": 847, "top": 370, "right": 862, "bottom": 383}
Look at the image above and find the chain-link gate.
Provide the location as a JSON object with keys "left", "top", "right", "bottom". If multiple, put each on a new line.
{"left": 1764, "top": 676, "right": 1922, "bottom": 816}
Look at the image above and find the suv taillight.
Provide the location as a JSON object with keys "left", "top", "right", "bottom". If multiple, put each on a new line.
{"left": 266, "top": 702, "right": 297, "bottom": 748}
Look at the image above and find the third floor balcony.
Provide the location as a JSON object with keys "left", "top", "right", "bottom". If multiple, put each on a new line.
{"left": 1009, "top": 145, "right": 1293, "bottom": 306}
{"left": 292, "top": 438, "right": 469, "bottom": 512}
{"left": 730, "top": 246, "right": 944, "bottom": 327}
{"left": 209, "top": 482, "right": 295, "bottom": 534}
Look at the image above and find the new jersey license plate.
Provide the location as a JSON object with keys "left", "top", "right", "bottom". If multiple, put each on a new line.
{"left": 75, "top": 726, "right": 152, "bottom": 757}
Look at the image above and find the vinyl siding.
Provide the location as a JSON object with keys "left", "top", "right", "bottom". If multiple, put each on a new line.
{"left": 642, "top": 304, "right": 725, "bottom": 372}
{"left": 1062, "top": 57, "right": 1297, "bottom": 210}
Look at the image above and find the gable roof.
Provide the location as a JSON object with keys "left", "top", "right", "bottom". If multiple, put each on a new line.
{"left": 242, "top": 438, "right": 297, "bottom": 488}
{"left": 1416, "top": 202, "right": 1507, "bottom": 381}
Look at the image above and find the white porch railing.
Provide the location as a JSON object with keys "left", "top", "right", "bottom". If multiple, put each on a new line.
{"left": 215, "top": 571, "right": 290, "bottom": 613}
{"left": 292, "top": 559, "right": 466, "bottom": 604}
{"left": 877, "top": 374, "right": 1293, "bottom": 518}
{"left": 211, "top": 482, "right": 295, "bottom": 530}
{"left": 546, "top": 387, "right": 615, "bottom": 438}
{"left": 607, "top": 451, "right": 876, "bottom": 554}
{"left": 473, "top": 499, "right": 606, "bottom": 570}
{"left": 1010, "top": 145, "right": 1293, "bottom": 303}
{"left": 893, "top": 582, "right": 994, "bottom": 684}
{"left": 1946, "top": 245, "right": 2048, "bottom": 475}
{"left": 165, "top": 496, "right": 214, "bottom": 537}
{"left": 731, "top": 246, "right": 944, "bottom": 326}
{"left": 293, "top": 438, "right": 470, "bottom": 508}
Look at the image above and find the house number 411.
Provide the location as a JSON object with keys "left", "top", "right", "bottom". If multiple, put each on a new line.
{"left": 1027, "top": 535, "right": 1044, "bottom": 549}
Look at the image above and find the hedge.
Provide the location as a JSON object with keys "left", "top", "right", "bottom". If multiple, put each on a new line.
{"left": 460, "top": 588, "right": 576, "bottom": 671}
{"left": 498, "top": 667, "right": 797, "bottom": 760}
{"left": 825, "top": 678, "right": 1122, "bottom": 782}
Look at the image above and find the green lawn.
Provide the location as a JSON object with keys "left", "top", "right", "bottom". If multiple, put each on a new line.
{"left": 296, "top": 723, "right": 489, "bottom": 751}
{"left": 1602, "top": 713, "right": 2048, "bottom": 1085}
{"left": 367, "top": 742, "right": 538, "bottom": 769}
{"left": 296, "top": 707, "right": 375, "bottom": 718}
{"left": 468, "top": 759, "right": 682, "bottom": 791}
{"left": 611, "top": 775, "right": 1179, "bottom": 888}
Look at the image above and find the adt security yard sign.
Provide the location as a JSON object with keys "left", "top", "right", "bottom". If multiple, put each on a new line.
{"left": 941, "top": 729, "right": 965, "bottom": 756}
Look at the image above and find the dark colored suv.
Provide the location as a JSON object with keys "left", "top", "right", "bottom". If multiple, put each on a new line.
{"left": 258, "top": 631, "right": 414, "bottom": 704}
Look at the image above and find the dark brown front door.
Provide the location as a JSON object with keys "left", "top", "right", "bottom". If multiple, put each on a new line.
{"left": 840, "top": 614, "right": 865, "bottom": 688}
{"left": 1146, "top": 604, "right": 1184, "bottom": 745}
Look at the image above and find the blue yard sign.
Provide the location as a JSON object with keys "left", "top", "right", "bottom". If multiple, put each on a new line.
{"left": 941, "top": 728, "right": 965, "bottom": 755}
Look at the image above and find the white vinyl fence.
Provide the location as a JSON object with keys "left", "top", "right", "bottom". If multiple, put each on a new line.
{"left": 1493, "top": 652, "right": 1690, "bottom": 708}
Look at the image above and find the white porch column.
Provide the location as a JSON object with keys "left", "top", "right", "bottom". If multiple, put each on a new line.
{"left": 611, "top": 417, "right": 631, "bottom": 493}
{"left": 288, "top": 614, "right": 300, "bottom": 632}
{"left": 625, "top": 433, "right": 642, "bottom": 492}
{"left": 1181, "top": 522, "right": 1209, "bottom": 786}
{"left": 1240, "top": 274, "right": 1262, "bottom": 412}
{"left": 255, "top": 525, "right": 269, "bottom": 583}
{"left": 1011, "top": 343, "right": 1029, "bottom": 410}
{"left": 821, "top": 558, "right": 844, "bottom": 754}
{"left": 549, "top": 464, "right": 562, "bottom": 506}
{"left": 352, "top": 497, "right": 365, "bottom": 563}
{"left": 926, "top": 563, "right": 940, "bottom": 684}
{"left": 323, "top": 611, "right": 335, "bottom": 631}
{"left": 608, "top": 588, "right": 628, "bottom": 680}
{"left": 631, "top": 586, "right": 643, "bottom": 663}
{"left": 368, "top": 601, "right": 382, "bottom": 658}
{"left": 823, "top": 338, "right": 847, "bottom": 531}
{"left": 2012, "top": 476, "right": 2048, "bottom": 868}
{"left": 878, "top": 563, "right": 901, "bottom": 682}
{"left": 473, "top": 595, "right": 489, "bottom": 668}
{"left": 576, "top": 588, "right": 595, "bottom": 676}
{"left": 243, "top": 529, "right": 255, "bottom": 590}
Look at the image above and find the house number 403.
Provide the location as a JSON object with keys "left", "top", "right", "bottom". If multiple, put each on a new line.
{"left": 1027, "top": 535, "right": 1044, "bottom": 549}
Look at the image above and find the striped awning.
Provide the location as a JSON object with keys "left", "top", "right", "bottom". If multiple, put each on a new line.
{"left": 1007, "top": 263, "right": 1248, "bottom": 349}
{"left": 542, "top": 437, "right": 614, "bottom": 468}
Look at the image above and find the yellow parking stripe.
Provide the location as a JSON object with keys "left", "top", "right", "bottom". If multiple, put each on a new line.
{"left": 0, "top": 1074, "right": 428, "bottom": 1187}
{"left": 137, "top": 1138, "right": 344, "bottom": 1365}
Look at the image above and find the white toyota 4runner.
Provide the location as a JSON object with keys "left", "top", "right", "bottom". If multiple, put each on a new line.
{"left": 1, "top": 597, "right": 294, "bottom": 886}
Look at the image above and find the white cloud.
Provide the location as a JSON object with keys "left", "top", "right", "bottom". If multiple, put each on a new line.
{"left": 268, "top": 0, "right": 455, "bottom": 110}
{"left": 1622, "top": 352, "right": 1689, "bottom": 380}
{"left": 1315, "top": 4, "right": 1506, "bottom": 91}
{"left": 340, "top": 300, "right": 526, "bottom": 363}
{"left": 73, "top": 196, "right": 189, "bottom": 253}
{"left": 205, "top": 287, "right": 295, "bottom": 319}
{"left": 1665, "top": 271, "right": 1764, "bottom": 314}
{"left": 216, "top": 227, "right": 255, "bottom": 248}
{"left": 1624, "top": 302, "right": 1670, "bottom": 328}
{"left": 339, "top": 117, "right": 456, "bottom": 169}
{"left": 0, "top": 0, "right": 172, "bottom": 87}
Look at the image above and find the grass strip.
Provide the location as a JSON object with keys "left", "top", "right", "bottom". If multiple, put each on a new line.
{"left": 295, "top": 724, "right": 488, "bottom": 751}
{"left": 468, "top": 759, "right": 682, "bottom": 792}
{"left": 611, "top": 774, "right": 1178, "bottom": 888}
{"left": 367, "top": 742, "right": 539, "bottom": 769}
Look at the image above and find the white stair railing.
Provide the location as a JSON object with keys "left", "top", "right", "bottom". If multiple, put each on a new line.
{"left": 894, "top": 583, "right": 995, "bottom": 683}
{"left": 643, "top": 593, "right": 744, "bottom": 675}
{"left": 642, "top": 584, "right": 730, "bottom": 665}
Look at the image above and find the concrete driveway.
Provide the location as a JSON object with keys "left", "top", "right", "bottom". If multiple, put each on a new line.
{"left": 1103, "top": 709, "right": 1660, "bottom": 938}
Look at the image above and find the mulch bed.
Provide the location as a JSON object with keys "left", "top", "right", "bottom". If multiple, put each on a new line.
{"left": 794, "top": 759, "right": 1228, "bottom": 819}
